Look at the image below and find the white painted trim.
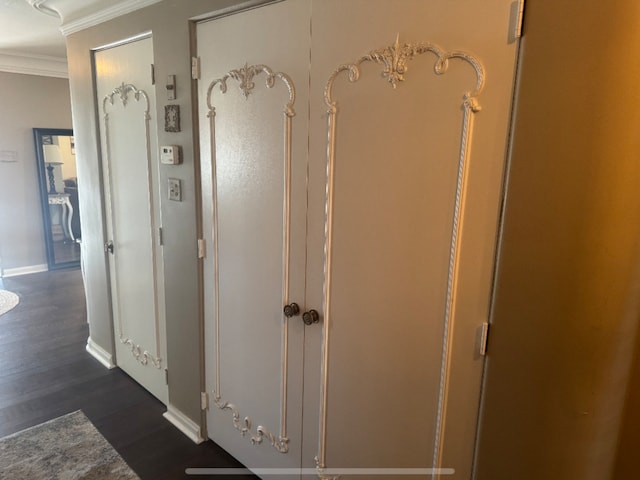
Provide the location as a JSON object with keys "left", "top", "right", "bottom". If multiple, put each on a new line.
{"left": 317, "top": 38, "right": 484, "bottom": 477}
{"left": 86, "top": 338, "right": 116, "bottom": 369}
{"left": 102, "top": 82, "right": 164, "bottom": 370}
{"left": 92, "top": 31, "right": 152, "bottom": 53}
{"left": 0, "top": 53, "right": 67, "bottom": 78}
{"left": 60, "top": 0, "right": 162, "bottom": 36}
{"left": 191, "top": 0, "right": 283, "bottom": 22}
{"left": 163, "top": 405, "right": 205, "bottom": 444}
{"left": 1, "top": 264, "right": 48, "bottom": 277}
{"left": 206, "top": 64, "right": 295, "bottom": 454}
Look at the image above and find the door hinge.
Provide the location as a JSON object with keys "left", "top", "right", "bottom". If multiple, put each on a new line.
{"left": 197, "top": 238, "right": 206, "bottom": 259}
{"left": 480, "top": 322, "right": 491, "bottom": 356}
{"left": 151, "top": 63, "right": 156, "bottom": 85}
{"left": 164, "top": 368, "right": 169, "bottom": 385}
{"left": 201, "top": 392, "right": 209, "bottom": 411}
{"left": 158, "top": 227, "right": 164, "bottom": 246}
{"left": 191, "top": 57, "right": 201, "bottom": 80}
{"left": 514, "top": 0, "right": 526, "bottom": 38}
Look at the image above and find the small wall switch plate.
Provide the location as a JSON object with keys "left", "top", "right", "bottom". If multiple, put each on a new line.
{"left": 160, "top": 145, "right": 181, "bottom": 165}
{"left": 166, "top": 74, "right": 176, "bottom": 100}
{"left": 168, "top": 178, "right": 182, "bottom": 201}
{"left": 0, "top": 150, "right": 18, "bottom": 163}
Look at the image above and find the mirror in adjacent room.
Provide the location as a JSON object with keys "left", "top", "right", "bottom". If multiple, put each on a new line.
{"left": 33, "top": 128, "right": 81, "bottom": 270}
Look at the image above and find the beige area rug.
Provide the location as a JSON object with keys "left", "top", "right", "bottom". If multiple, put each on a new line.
{"left": 0, "top": 289, "right": 19, "bottom": 316}
{"left": 0, "top": 411, "right": 140, "bottom": 479}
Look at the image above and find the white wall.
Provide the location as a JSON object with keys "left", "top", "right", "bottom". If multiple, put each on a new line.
{"left": 0, "top": 72, "right": 72, "bottom": 274}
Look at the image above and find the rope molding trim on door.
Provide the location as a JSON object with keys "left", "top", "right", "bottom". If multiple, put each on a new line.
{"left": 206, "top": 63, "right": 296, "bottom": 454}
{"left": 102, "top": 82, "right": 163, "bottom": 369}
{"left": 316, "top": 35, "right": 485, "bottom": 480}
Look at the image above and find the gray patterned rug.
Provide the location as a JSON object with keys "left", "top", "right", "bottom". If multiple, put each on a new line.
{"left": 0, "top": 410, "right": 140, "bottom": 479}
{"left": 0, "top": 289, "right": 19, "bottom": 316}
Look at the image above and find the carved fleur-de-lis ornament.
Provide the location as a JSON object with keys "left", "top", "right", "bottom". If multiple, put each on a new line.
{"left": 371, "top": 33, "right": 411, "bottom": 89}
{"left": 117, "top": 82, "right": 129, "bottom": 105}
{"left": 386, "top": 33, "right": 406, "bottom": 87}
{"left": 230, "top": 63, "right": 258, "bottom": 98}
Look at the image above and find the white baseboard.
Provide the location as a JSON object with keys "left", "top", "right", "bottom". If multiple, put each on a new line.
{"left": 86, "top": 338, "right": 116, "bottom": 369}
{"left": 163, "top": 405, "right": 205, "bottom": 444}
{"left": 2, "top": 264, "right": 48, "bottom": 278}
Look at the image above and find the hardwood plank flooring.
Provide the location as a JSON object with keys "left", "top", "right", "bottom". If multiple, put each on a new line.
{"left": 0, "top": 269, "right": 255, "bottom": 480}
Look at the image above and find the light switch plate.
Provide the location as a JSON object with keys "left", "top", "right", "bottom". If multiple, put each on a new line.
{"left": 168, "top": 178, "right": 182, "bottom": 201}
{"left": 166, "top": 74, "right": 176, "bottom": 100}
{"left": 0, "top": 150, "right": 18, "bottom": 163}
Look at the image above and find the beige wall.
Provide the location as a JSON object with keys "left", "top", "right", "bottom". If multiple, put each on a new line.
{"left": 475, "top": 1, "right": 640, "bottom": 479}
{"left": 66, "top": 0, "right": 250, "bottom": 425}
{"left": 0, "top": 72, "right": 72, "bottom": 274}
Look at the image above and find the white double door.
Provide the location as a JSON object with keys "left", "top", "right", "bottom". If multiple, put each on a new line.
{"left": 95, "top": 36, "right": 168, "bottom": 404}
{"left": 199, "top": 1, "right": 519, "bottom": 478}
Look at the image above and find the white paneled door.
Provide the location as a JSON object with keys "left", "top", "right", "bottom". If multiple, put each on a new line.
{"left": 95, "top": 36, "right": 167, "bottom": 404}
{"left": 199, "top": 1, "right": 520, "bottom": 478}
{"left": 199, "top": 0, "right": 311, "bottom": 472}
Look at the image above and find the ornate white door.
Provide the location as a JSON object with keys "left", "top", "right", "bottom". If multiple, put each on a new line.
{"left": 95, "top": 36, "right": 168, "bottom": 403}
{"left": 305, "top": 1, "right": 520, "bottom": 478}
{"left": 198, "top": 0, "right": 312, "bottom": 473}
{"left": 199, "top": 0, "right": 520, "bottom": 478}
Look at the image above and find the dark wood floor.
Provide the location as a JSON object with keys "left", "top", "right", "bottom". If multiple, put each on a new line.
{"left": 0, "top": 269, "right": 255, "bottom": 480}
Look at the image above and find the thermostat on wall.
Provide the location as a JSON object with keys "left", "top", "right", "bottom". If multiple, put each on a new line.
{"left": 160, "top": 145, "right": 181, "bottom": 165}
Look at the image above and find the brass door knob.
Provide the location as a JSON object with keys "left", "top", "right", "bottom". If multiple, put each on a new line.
{"left": 283, "top": 303, "right": 300, "bottom": 318}
{"left": 302, "top": 309, "right": 320, "bottom": 325}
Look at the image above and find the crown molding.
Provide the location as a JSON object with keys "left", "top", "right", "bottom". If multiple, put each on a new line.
{"left": 60, "top": 0, "right": 162, "bottom": 36}
{"left": 27, "top": 0, "right": 163, "bottom": 36}
{"left": 28, "top": 0, "right": 59, "bottom": 17}
{"left": 0, "top": 52, "right": 68, "bottom": 78}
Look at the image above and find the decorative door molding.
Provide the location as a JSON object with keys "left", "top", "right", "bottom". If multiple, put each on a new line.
{"left": 102, "top": 82, "right": 163, "bottom": 369}
{"left": 206, "top": 63, "right": 296, "bottom": 453}
{"left": 316, "top": 36, "right": 485, "bottom": 479}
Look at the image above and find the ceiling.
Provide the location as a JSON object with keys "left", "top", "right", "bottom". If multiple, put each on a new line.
{"left": 0, "top": 0, "right": 161, "bottom": 77}
{"left": 0, "top": 0, "right": 65, "bottom": 58}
